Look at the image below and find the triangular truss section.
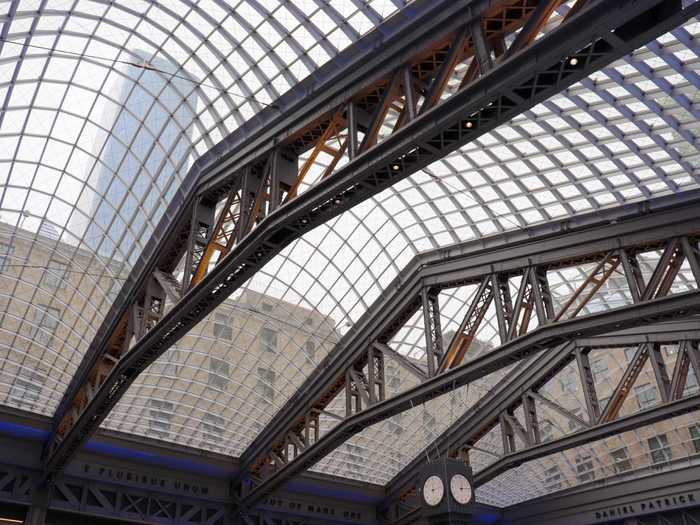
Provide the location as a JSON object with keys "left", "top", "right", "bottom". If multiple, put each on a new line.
{"left": 537, "top": 359, "right": 591, "bottom": 426}
{"left": 437, "top": 268, "right": 555, "bottom": 373}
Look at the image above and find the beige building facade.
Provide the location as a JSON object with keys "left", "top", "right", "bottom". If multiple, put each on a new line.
{"left": 0, "top": 220, "right": 698, "bottom": 495}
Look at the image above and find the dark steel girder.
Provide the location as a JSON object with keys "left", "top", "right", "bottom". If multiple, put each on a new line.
{"left": 44, "top": 0, "right": 697, "bottom": 475}
{"left": 240, "top": 292, "right": 700, "bottom": 509}
{"left": 379, "top": 320, "right": 700, "bottom": 519}
{"left": 239, "top": 193, "right": 700, "bottom": 495}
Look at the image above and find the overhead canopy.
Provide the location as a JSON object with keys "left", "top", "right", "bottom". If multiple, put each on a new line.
{"left": 0, "top": 0, "right": 699, "bottom": 507}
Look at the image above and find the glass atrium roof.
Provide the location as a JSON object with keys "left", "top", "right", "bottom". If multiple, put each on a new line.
{"left": 0, "top": 0, "right": 699, "bottom": 507}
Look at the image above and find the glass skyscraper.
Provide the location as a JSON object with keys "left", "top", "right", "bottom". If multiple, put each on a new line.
{"left": 78, "top": 51, "right": 198, "bottom": 260}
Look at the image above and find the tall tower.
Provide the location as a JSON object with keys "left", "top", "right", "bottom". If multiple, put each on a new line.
{"left": 78, "top": 51, "right": 198, "bottom": 259}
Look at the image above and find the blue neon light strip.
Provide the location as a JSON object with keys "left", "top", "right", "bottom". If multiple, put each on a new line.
{"left": 0, "top": 418, "right": 384, "bottom": 505}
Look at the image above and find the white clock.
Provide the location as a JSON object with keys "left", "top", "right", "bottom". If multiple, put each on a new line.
{"left": 450, "top": 473, "right": 473, "bottom": 504}
{"left": 422, "top": 474, "right": 445, "bottom": 506}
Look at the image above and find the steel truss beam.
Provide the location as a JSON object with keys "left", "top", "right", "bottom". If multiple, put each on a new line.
{"left": 380, "top": 323, "right": 700, "bottom": 522}
{"left": 231, "top": 195, "right": 700, "bottom": 511}
{"left": 46, "top": 0, "right": 482, "bottom": 470}
{"left": 44, "top": 0, "right": 697, "bottom": 475}
{"left": 238, "top": 195, "right": 700, "bottom": 480}
{"left": 241, "top": 295, "right": 700, "bottom": 511}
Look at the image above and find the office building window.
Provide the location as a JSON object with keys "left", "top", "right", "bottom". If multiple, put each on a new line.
{"left": 0, "top": 243, "right": 14, "bottom": 273}
{"left": 591, "top": 359, "right": 609, "bottom": 382}
{"left": 685, "top": 369, "right": 699, "bottom": 395}
{"left": 575, "top": 455, "right": 595, "bottom": 483}
{"left": 158, "top": 348, "right": 183, "bottom": 377}
{"left": 213, "top": 312, "right": 232, "bottom": 340}
{"left": 208, "top": 357, "right": 230, "bottom": 390}
{"left": 256, "top": 367, "right": 276, "bottom": 404}
{"left": 540, "top": 421, "right": 553, "bottom": 442}
{"left": 624, "top": 347, "right": 638, "bottom": 362}
{"left": 568, "top": 408, "right": 584, "bottom": 431}
{"left": 544, "top": 465, "right": 562, "bottom": 491}
{"left": 689, "top": 425, "right": 700, "bottom": 454}
{"left": 345, "top": 443, "right": 365, "bottom": 473}
{"left": 558, "top": 371, "right": 577, "bottom": 395}
{"left": 386, "top": 363, "right": 401, "bottom": 392}
{"left": 634, "top": 383, "right": 657, "bottom": 409}
{"left": 387, "top": 412, "right": 403, "bottom": 435}
{"left": 610, "top": 447, "right": 632, "bottom": 472}
{"left": 260, "top": 327, "right": 278, "bottom": 353}
{"left": 41, "top": 259, "right": 68, "bottom": 290}
{"left": 9, "top": 369, "right": 43, "bottom": 409}
{"left": 202, "top": 413, "right": 226, "bottom": 445}
{"left": 648, "top": 434, "right": 672, "bottom": 464}
{"left": 422, "top": 410, "right": 436, "bottom": 441}
{"left": 664, "top": 345, "right": 679, "bottom": 359}
{"left": 305, "top": 339, "right": 316, "bottom": 360}
{"left": 148, "top": 399, "right": 174, "bottom": 437}
{"left": 30, "top": 305, "right": 60, "bottom": 347}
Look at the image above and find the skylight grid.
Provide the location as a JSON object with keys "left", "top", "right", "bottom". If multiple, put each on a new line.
{"left": 0, "top": 1, "right": 699, "bottom": 499}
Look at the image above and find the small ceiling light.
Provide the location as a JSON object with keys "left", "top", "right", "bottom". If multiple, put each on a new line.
{"left": 334, "top": 198, "right": 342, "bottom": 204}
{"left": 301, "top": 218, "right": 308, "bottom": 224}
{"left": 392, "top": 164, "right": 401, "bottom": 171}
{"left": 256, "top": 251, "right": 263, "bottom": 257}
{"left": 569, "top": 57, "right": 579, "bottom": 66}
{"left": 465, "top": 121, "right": 473, "bottom": 129}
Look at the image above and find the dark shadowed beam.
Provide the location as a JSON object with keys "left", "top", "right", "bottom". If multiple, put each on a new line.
{"left": 503, "top": 462, "right": 700, "bottom": 525}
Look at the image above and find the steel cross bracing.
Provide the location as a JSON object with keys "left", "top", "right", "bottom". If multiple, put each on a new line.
{"left": 42, "top": 0, "right": 694, "bottom": 474}
{"left": 230, "top": 194, "right": 700, "bottom": 511}
{"left": 379, "top": 321, "right": 700, "bottom": 523}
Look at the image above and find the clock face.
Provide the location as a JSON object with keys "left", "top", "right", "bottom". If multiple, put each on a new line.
{"left": 423, "top": 475, "right": 444, "bottom": 506}
{"left": 450, "top": 473, "right": 473, "bottom": 505}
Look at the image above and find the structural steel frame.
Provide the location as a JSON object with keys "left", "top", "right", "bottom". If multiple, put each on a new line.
{"left": 44, "top": 0, "right": 699, "bottom": 476}
{"left": 380, "top": 320, "right": 700, "bottom": 522}
{"left": 231, "top": 193, "right": 700, "bottom": 511}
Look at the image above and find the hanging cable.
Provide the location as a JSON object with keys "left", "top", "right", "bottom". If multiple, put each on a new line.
{"left": 0, "top": 37, "right": 278, "bottom": 108}
{"left": 0, "top": 263, "right": 127, "bottom": 280}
